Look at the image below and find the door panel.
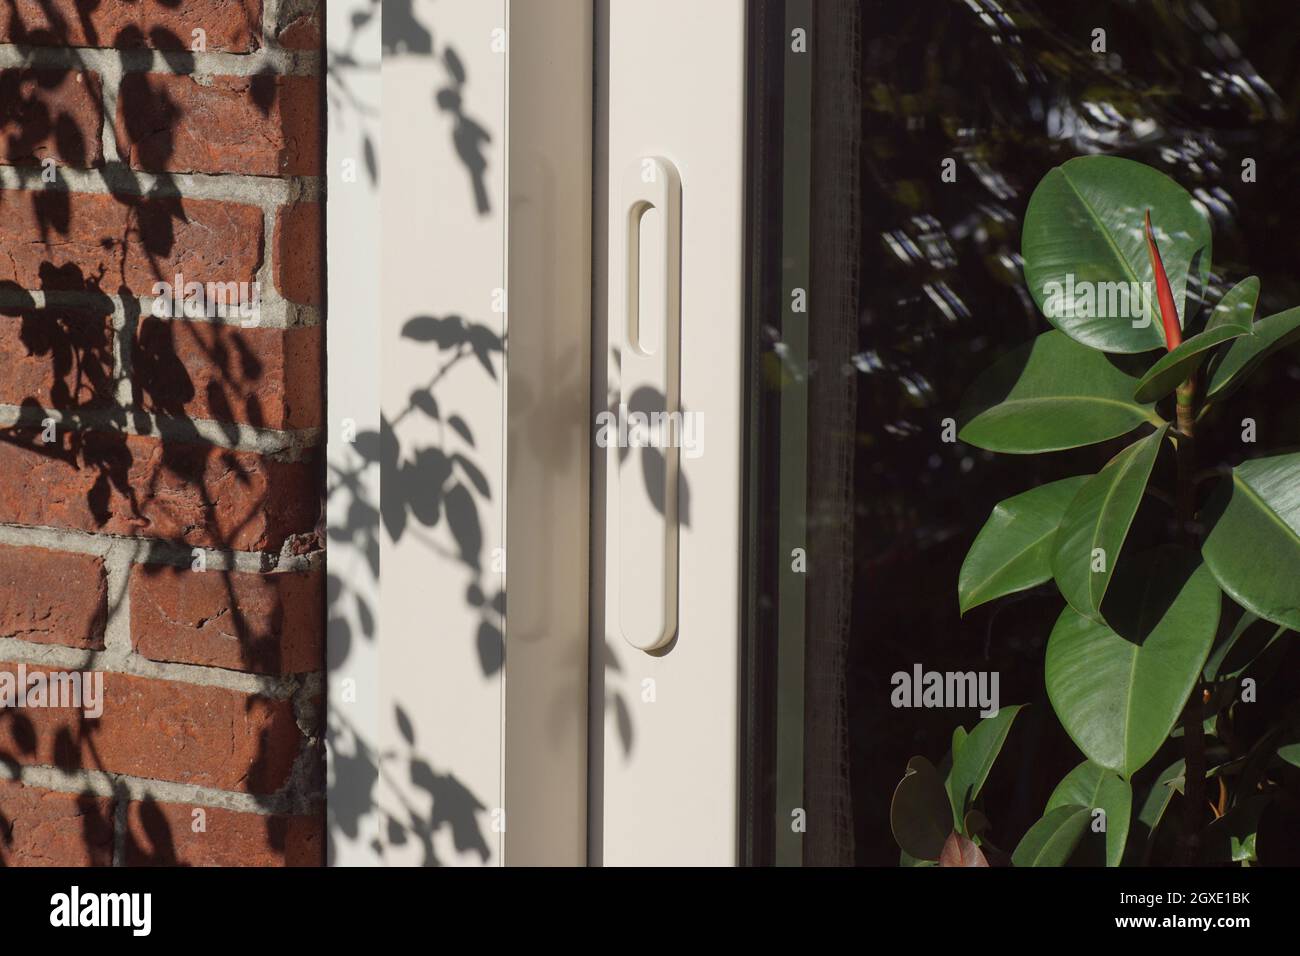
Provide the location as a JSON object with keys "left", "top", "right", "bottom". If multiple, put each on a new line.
{"left": 592, "top": 0, "right": 749, "bottom": 866}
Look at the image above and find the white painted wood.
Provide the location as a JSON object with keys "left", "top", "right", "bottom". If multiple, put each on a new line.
{"left": 325, "top": 0, "right": 382, "bottom": 868}
{"left": 502, "top": 0, "right": 592, "bottom": 866}
{"left": 594, "top": 0, "right": 749, "bottom": 866}
{"left": 380, "top": 0, "right": 506, "bottom": 867}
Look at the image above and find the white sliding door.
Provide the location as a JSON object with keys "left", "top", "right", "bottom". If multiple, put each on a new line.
{"left": 591, "top": 0, "right": 750, "bottom": 866}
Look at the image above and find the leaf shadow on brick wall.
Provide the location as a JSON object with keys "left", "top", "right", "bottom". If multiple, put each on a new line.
{"left": 0, "top": 14, "right": 321, "bottom": 867}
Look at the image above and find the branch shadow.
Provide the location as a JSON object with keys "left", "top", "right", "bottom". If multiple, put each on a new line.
{"left": 0, "top": 12, "right": 323, "bottom": 867}
{"left": 325, "top": 0, "right": 502, "bottom": 865}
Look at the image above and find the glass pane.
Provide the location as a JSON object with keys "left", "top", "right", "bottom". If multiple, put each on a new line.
{"left": 744, "top": 0, "right": 1300, "bottom": 866}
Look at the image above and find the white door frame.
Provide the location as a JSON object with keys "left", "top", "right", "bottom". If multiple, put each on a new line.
{"left": 590, "top": 0, "right": 750, "bottom": 866}
{"left": 328, "top": 0, "right": 751, "bottom": 867}
{"left": 502, "top": 0, "right": 593, "bottom": 866}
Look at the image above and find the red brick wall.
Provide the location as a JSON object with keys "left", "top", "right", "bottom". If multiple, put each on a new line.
{"left": 0, "top": 0, "right": 324, "bottom": 866}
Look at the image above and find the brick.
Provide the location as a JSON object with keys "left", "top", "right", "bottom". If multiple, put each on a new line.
{"left": 0, "top": 780, "right": 113, "bottom": 866}
{"left": 130, "top": 564, "right": 323, "bottom": 674}
{"left": 0, "top": 428, "right": 318, "bottom": 553}
{"left": 0, "top": 68, "right": 104, "bottom": 168}
{"left": 117, "top": 73, "right": 322, "bottom": 177}
{"left": 277, "top": 2, "right": 322, "bottom": 51}
{"left": 0, "top": 545, "right": 106, "bottom": 649}
{"left": 0, "top": 665, "right": 302, "bottom": 793}
{"left": 125, "top": 801, "right": 323, "bottom": 866}
{"left": 0, "top": 189, "right": 263, "bottom": 300}
{"left": 133, "top": 318, "right": 322, "bottom": 430}
{"left": 273, "top": 202, "right": 321, "bottom": 306}
{"left": 0, "top": 304, "right": 114, "bottom": 409}
{"left": 0, "top": 0, "right": 262, "bottom": 53}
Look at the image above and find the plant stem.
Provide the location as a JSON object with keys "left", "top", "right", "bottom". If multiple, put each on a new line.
{"left": 1175, "top": 376, "right": 1205, "bottom": 865}
{"left": 1174, "top": 381, "right": 1197, "bottom": 539}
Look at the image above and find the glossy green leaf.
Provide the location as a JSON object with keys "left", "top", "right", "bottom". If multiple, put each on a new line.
{"left": 1205, "top": 610, "right": 1258, "bottom": 681}
{"left": 946, "top": 705, "right": 1023, "bottom": 829}
{"left": 1207, "top": 276, "right": 1262, "bottom": 331}
{"left": 1046, "top": 761, "right": 1132, "bottom": 867}
{"left": 1051, "top": 427, "right": 1167, "bottom": 623}
{"left": 959, "top": 477, "right": 1089, "bottom": 614}
{"left": 1023, "top": 156, "right": 1211, "bottom": 353}
{"left": 1204, "top": 610, "right": 1290, "bottom": 682}
{"left": 1206, "top": 306, "right": 1300, "bottom": 401}
{"left": 1012, "top": 805, "right": 1091, "bottom": 867}
{"left": 1133, "top": 278, "right": 1258, "bottom": 402}
{"left": 1123, "top": 759, "right": 1184, "bottom": 866}
{"left": 890, "top": 756, "right": 954, "bottom": 861}
{"left": 1203, "top": 453, "right": 1300, "bottom": 631}
{"left": 958, "top": 331, "right": 1161, "bottom": 453}
{"left": 1278, "top": 741, "right": 1300, "bottom": 769}
{"left": 1046, "top": 547, "right": 1221, "bottom": 777}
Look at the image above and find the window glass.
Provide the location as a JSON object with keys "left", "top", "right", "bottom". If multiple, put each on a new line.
{"left": 745, "top": 0, "right": 1300, "bottom": 866}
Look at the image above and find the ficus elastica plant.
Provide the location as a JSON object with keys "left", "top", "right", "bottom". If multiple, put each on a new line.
{"left": 891, "top": 156, "right": 1300, "bottom": 868}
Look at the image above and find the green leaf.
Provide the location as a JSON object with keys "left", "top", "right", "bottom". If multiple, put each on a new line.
{"left": 1022, "top": 156, "right": 1211, "bottom": 354}
{"left": 1045, "top": 547, "right": 1221, "bottom": 777}
{"left": 1204, "top": 610, "right": 1259, "bottom": 681}
{"left": 890, "top": 756, "right": 954, "bottom": 860}
{"left": 946, "top": 705, "right": 1023, "bottom": 829}
{"left": 1051, "top": 427, "right": 1167, "bottom": 623}
{"left": 1207, "top": 306, "right": 1300, "bottom": 401}
{"left": 1046, "top": 761, "right": 1132, "bottom": 867}
{"left": 1203, "top": 453, "right": 1300, "bottom": 631}
{"left": 1278, "top": 742, "right": 1300, "bottom": 769}
{"left": 1134, "top": 326, "right": 1250, "bottom": 404}
{"left": 959, "top": 477, "right": 1089, "bottom": 614}
{"left": 1207, "top": 277, "right": 1261, "bottom": 332}
{"left": 1012, "top": 805, "right": 1091, "bottom": 867}
{"left": 1124, "top": 759, "right": 1184, "bottom": 865}
{"left": 951, "top": 726, "right": 968, "bottom": 762}
{"left": 1206, "top": 755, "right": 1248, "bottom": 779}
{"left": 1203, "top": 795, "right": 1269, "bottom": 864}
{"left": 1133, "top": 278, "right": 1258, "bottom": 403}
{"left": 958, "top": 331, "right": 1161, "bottom": 454}
{"left": 1204, "top": 610, "right": 1290, "bottom": 682}
{"left": 963, "top": 809, "right": 991, "bottom": 840}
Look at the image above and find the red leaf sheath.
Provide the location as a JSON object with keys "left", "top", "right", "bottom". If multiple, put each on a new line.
{"left": 938, "top": 830, "right": 990, "bottom": 867}
{"left": 1144, "top": 210, "right": 1182, "bottom": 350}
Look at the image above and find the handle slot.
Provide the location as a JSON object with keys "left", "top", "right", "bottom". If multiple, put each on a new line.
{"left": 617, "top": 156, "right": 682, "bottom": 652}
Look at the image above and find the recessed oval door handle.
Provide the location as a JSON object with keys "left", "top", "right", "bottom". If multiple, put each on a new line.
{"left": 617, "top": 156, "right": 681, "bottom": 652}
